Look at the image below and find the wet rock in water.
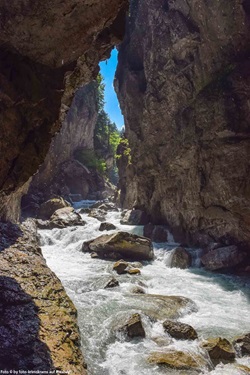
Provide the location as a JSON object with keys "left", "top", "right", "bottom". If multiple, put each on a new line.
{"left": 132, "top": 294, "right": 197, "bottom": 321}
{"left": 130, "top": 286, "right": 146, "bottom": 294}
{"left": 169, "top": 247, "right": 192, "bottom": 269}
{"left": 117, "top": 313, "right": 145, "bottom": 339}
{"left": 82, "top": 231, "right": 154, "bottom": 261}
{"left": 233, "top": 333, "right": 250, "bottom": 355}
{"left": 163, "top": 320, "right": 198, "bottom": 340}
{"left": 130, "top": 261, "right": 143, "bottom": 268}
{"left": 37, "top": 207, "right": 85, "bottom": 229}
{"left": 143, "top": 223, "right": 168, "bottom": 242}
{"left": 147, "top": 350, "right": 205, "bottom": 370}
{"left": 120, "top": 209, "right": 149, "bottom": 225}
{"left": 201, "top": 245, "right": 246, "bottom": 270}
{"left": 127, "top": 268, "right": 141, "bottom": 275}
{"left": 98, "top": 203, "right": 119, "bottom": 212}
{"left": 201, "top": 337, "right": 235, "bottom": 364}
{"left": 99, "top": 222, "right": 117, "bottom": 231}
{"left": 90, "top": 252, "right": 99, "bottom": 259}
{"left": 88, "top": 209, "right": 106, "bottom": 222}
{"left": 113, "top": 260, "right": 129, "bottom": 274}
{"left": 152, "top": 336, "right": 172, "bottom": 347}
{"left": 38, "top": 197, "right": 70, "bottom": 220}
{"left": 92, "top": 276, "right": 119, "bottom": 290}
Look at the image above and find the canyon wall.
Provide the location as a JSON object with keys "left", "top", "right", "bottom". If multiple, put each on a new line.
{"left": 0, "top": 0, "right": 128, "bottom": 221}
{"left": 115, "top": 0, "right": 250, "bottom": 250}
{"left": 23, "top": 82, "right": 100, "bottom": 207}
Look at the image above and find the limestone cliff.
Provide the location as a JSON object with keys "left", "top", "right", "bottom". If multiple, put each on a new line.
{"left": 22, "top": 82, "right": 104, "bottom": 212}
{"left": 0, "top": 0, "right": 128, "bottom": 221}
{"left": 115, "top": 0, "right": 250, "bottom": 250}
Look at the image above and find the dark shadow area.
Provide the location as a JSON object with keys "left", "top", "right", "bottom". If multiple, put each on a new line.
{"left": 0, "top": 222, "right": 23, "bottom": 251}
{"left": 187, "top": 266, "right": 250, "bottom": 303}
{"left": 0, "top": 276, "right": 54, "bottom": 371}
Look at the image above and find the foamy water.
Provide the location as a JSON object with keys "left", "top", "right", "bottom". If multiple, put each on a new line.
{"left": 39, "top": 207, "right": 250, "bottom": 375}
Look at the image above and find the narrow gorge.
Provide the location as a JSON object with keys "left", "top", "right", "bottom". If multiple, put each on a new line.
{"left": 0, "top": 1, "right": 250, "bottom": 375}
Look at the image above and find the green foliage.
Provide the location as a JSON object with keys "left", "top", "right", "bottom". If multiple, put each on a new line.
{"left": 116, "top": 137, "right": 132, "bottom": 164}
{"left": 74, "top": 149, "right": 106, "bottom": 174}
{"left": 74, "top": 74, "right": 123, "bottom": 185}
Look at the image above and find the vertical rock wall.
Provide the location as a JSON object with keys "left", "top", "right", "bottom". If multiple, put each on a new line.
{"left": 26, "top": 82, "right": 99, "bottom": 202}
{"left": 115, "top": 0, "right": 250, "bottom": 249}
{"left": 0, "top": 0, "right": 128, "bottom": 221}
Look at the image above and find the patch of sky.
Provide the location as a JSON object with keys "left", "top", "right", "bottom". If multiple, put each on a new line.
{"left": 99, "top": 48, "right": 124, "bottom": 130}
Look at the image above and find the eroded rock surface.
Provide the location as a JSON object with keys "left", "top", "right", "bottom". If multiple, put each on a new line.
{"left": 0, "top": 220, "right": 86, "bottom": 373}
{"left": 82, "top": 231, "right": 154, "bottom": 260}
{"left": 0, "top": 0, "right": 128, "bottom": 221}
{"left": 115, "top": 0, "right": 250, "bottom": 252}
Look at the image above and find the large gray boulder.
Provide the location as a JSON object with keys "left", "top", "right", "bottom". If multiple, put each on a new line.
{"left": 82, "top": 231, "right": 154, "bottom": 261}
{"left": 170, "top": 247, "right": 192, "bottom": 269}
{"left": 37, "top": 207, "right": 85, "bottom": 229}
{"left": 201, "top": 245, "right": 246, "bottom": 270}
{"left": 38, "top": 197, "right": 70, "bottom": 220}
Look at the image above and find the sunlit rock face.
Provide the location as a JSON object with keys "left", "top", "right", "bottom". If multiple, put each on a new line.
{"left": 115, "top": 0, "right": 250, "bottom": 250}
{"left": 0, "top": 0, "right": 128, "bottom": 221}
{"left": 26, "top": 83, "right": 98, "bottom": 202}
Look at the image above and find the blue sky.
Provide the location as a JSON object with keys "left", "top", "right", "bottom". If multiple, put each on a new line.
{"left": 99, "top": 48, "right": 124, "bottom": 129}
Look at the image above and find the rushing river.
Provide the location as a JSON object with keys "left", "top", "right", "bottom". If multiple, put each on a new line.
{"left": 39, "top": 207, "right": 250, "bottom": 375}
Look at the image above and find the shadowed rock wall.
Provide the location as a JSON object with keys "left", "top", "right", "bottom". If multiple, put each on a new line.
{"left": 0, "top": 0, "right": 128, "bottom": 221}
{"left": 115, "top": 0, "right": 250, "bottom": 250}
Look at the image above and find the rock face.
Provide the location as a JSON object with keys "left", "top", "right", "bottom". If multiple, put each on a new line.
{"left": 37, "top": 207, "right": 85, "bottom": 229}
{"left": 26, "top": 84, "right": 99, "bottom": 202}
{"left": 147, "top": 350, "right": 205, "bottom": 370}
{"left": 115, "top": 0, "right": 250, "bottom": 252}
{"left": 163, "top": 320, "right": 198, "bottom": 340}
{"left": 0, "top": 0, "right": 128, "bottom": 221}
{"left": 143, "top": 223, "right": 168, "bottom": 242}
{"left": 233, "top": 333, "right": 250, "bottom": 356}
{"left": 201, "top": 245, "right": 246, "bottom": 270}
{"left": 201, "top": 337, "right": 235, "bottom": 365}
{"left": 120, "top": 209, "right": 149, "bottom": 225}
{"left": 117, "top": 313, "right": 145, "bottom": 339}
{"left": 170, "top": 247, "right": 192, "bottom": 269}
{"left": 0, "top": 220, "right": 86, "bottom": 373}
{"left": 82, "top": 231, "right": 154, "bottom": 260}
{"left": 38, "top": 197, "right": 70, "bottom": 220}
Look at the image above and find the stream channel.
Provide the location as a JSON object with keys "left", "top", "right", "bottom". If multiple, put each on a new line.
{"left": 39, "top": 205, "right": 250, "bottom": 375}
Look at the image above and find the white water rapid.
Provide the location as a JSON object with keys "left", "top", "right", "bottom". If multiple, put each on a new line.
{"left": 39, "top": 207, "right": 250, "bottom": 375}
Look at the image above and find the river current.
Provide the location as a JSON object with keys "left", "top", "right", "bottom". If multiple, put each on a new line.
{"left": 39, "top": 207, "right": 250, "bottom": 375}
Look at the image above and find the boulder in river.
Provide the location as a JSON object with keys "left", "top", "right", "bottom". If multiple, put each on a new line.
{"left": 143, "top": 223, "right": 168, "bottom": 242}
{"left": 82, "top": 232, "right": 154, "bottom": 261}
{"left": 131, "top": 294, "right": 197, "bottom": 321}
{"left": 113, "top": 260, "right": 129, "bottom": 274}
{"left": 147, "top": 350, "right": 206, "bottom": 370}
{"left": 120, "top": 209, "right": 149, "bottom": 225}
{"left": 163, "top": 320, "right": 198, "bottom": 340}
{"left": 233, "top": 333, "right": 250, "bottom": 356}
{"left": 127, "top": 268, "right": 141, "bottom": 275}
{"left": 129, "top": 286, "right": 146, "bottom": 294}
{"left": 38, "top": 197, "right": 70, "bottom": 219}
{"left": 99, "top": 222, "right": 116, "bottom": 231}
{"left": 88, "top": 208, "right": 106, "bottom": 222}
{"left": 201, "top": 245, "right": 246, "bottom": 270}
{"left": 37, "top": 207, "right": 85, "bottom": 229}
{"left": 117, "top": 313, "right": 145, "bottom": 339}
{"left": 169, "top": 247, "right": 192, "bottom": 269}
{"left": 201, "top": 337, "right": 235, "bottom": 365}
